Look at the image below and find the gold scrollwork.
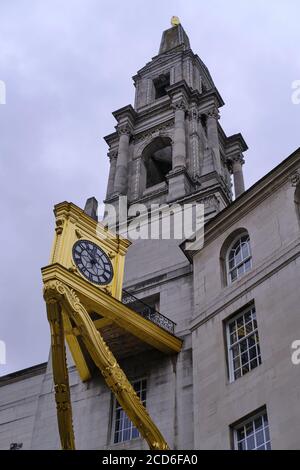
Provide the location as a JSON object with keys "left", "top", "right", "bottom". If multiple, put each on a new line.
{"left": 43, "top": 280, "right": 169, "bottom": 450}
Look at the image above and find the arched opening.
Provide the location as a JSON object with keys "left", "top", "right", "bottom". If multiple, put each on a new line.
{"left": 220, "top": 228, "right": 252, "bottom": 286}
{"left": 142, "top": 136, "right": 172, "bottom": 189}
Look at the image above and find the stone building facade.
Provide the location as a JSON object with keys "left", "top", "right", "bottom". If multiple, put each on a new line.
{"left": 0, "top": 23, "right": 300, "bottom": 450}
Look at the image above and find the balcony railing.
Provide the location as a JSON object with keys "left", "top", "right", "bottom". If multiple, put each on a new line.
{"left": 122, "top": 290, "right": 176, "bottom": 335}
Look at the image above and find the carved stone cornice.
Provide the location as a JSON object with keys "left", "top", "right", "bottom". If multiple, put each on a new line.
{"left": 227, "top": 154, "right": 245, "bottom": 173}
{"left": 207, "top": 106, "right": 220, "bottom": 120}
{"left": 171, "top": 99, "right": 187, "bottom": 112}
{"left": 117, "top": 123, "right": 132, "bottom": 136}
{"left": 198, "top": 195, "right": 220, "bottom": 210}
{"left": 108, "top": 150, "right": 118, "bottom": 161}
{"left": 290, "top": 170, "right": 300, "bottom": 187}
{"left": 132, "top": 119, "right": 174, "bottom": 144}
{"left": 232, "top": 154, "right": 245, "bottom": 165}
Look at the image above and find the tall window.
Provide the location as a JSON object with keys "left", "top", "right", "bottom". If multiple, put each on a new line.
{"left": 113, "top": 379, "right": 147, "bottom": 444}
{"left": 227, "top": 234, "right": 252, "bottom": 283}
{"left": 232, "top": 409, "right": 271, "bottom": 450}
{"left": 153, "top": 73, "right": 170, "bottom": 99}
{"left": 226, "top": 305, "right": 261, "bottom": 381}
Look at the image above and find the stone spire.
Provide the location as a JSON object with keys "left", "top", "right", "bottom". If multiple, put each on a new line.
{"left": 158, "top": 22, "right": 191, "bottom": 55}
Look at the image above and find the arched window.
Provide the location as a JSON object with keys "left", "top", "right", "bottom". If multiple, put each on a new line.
{"left": 227, "top": 234, "right": 252, "bottom": 283}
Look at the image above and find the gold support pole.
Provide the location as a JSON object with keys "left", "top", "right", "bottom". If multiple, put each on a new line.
{"left": 44, "top": 280, "right": 169, "bottom": 450}
{"left": 45, "top": 294, "right": 76, "bottom": 450}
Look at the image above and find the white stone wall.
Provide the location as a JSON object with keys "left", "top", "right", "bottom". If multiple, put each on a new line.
{"left": 0, "top": 367, "right": 45, "bottom": 450}
{"left": 192, "top": 178, "right": 300, "bottom": 449}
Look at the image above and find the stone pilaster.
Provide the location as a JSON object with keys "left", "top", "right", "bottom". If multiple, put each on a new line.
{"left": 172, "top": 100, "right": 187, "bottom": 170}
{"left": 106, "top": 150, "right": 118, "bottom": 199}
{"left": 113, "top": 124, "right": 131, "bottom": 195}
{"left": 188, "top": 106, "right": 200, "bottom": 178}
{"left": 230, "top": 155, "right": 245, "bottom": 197}
{"left": 207, "top": 107, "right": 221, "bottom": 173}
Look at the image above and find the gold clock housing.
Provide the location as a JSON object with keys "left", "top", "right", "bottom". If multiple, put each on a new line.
{"left": 42, "top": 201, "right": 182, "bottom": 451}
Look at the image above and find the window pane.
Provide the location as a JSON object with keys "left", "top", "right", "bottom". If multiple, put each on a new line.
{"left": 237, "top": 265, "right": 244, "bottom": 276}
{"left": 264, "top": 427, "right": 270, "bottom": 442}
{"left": 233, "top": 357, "right": 241, "bottom": 370}
{"left": 227, "top": 235, "right": 252, "bottom": 283}
{"left": 244, "top": 259, "right": 251, "bottom": 272}
{"left": 235, "top": 246, "right": 242, "bottom": 264}
{"left": 227, "top": 306, "right": 261, "bottom": 381}
{"left": 244, "top": 311, "right": 252, "bottom": 324}
{"left": 233, "top": 410, "right": 271, "bottom": 450}
{"left": 238, "top": 440, "right": 246, "bottom": 450}
{"left": 245, "top": 322, "right": 253, "bottom": 335}
{"left": 254, "top": 416, "right": 263, "bottom": 431}
{"left": 114, "top": 379, "right": 147, "bottom": 443}
{"left": 242, "top": 242, "right": 250, "bottom": 259}
{"left": 246, "top": 435, "right": 255, "bottom": 450}
{"left": 241, "top": 352, "right": 249, "bottom": 365}
{"left": 230, "top": 331, "right": 237, "bottom": 344}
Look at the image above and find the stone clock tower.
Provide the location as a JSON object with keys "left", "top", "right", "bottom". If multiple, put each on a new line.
{"left": 104, "top": 22, "right": 248, "bottom": 218}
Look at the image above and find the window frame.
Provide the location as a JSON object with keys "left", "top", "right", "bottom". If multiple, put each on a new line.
{"left": 226, "top": 304, "right": 262, "bottom": 382}
{"left": 112, "top": 378, "right": 147, "bottom": 445}
{"left": 227, "top": 233, "right": 252, "bottom": 284}
{"left": 232, "top": 408, "right": 271, "bottom": 450}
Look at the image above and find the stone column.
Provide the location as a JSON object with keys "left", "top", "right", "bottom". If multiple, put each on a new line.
{"left": 172, "top": 101, "right": 187, "bottom": 169}
{"left": 232, "top": 155, "right": 245, "bottom": 197}
{"left": 189, "top": 106, "right": 200, "bottom": 178}
{"left": 207, "top": 107, "right": 221, "bottom": 173}
{"left": 113, "top": 124, "right": 131, "bottom": 194}
{"left": 106, "top": 150, "right": 118, "bottom": 199}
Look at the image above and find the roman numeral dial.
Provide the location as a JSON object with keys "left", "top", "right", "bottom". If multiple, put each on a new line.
{"left": 72, "top": 240, "right": 113, "bottom": 285}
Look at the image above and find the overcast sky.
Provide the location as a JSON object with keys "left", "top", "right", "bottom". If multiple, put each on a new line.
{"left": 0, "top": 0, "right": 299, "bottom": 376}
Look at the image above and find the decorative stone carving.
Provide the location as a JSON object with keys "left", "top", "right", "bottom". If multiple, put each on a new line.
{"left": 117, "top": 123, "right": 132, "bottom": 136}
{"left": 290, "top": 170, "right": 300, "bottom": 187}
{"left": 227, "top": 154, "right": 245, "bottom": 173}
{"left": 171, "top": 99, "right": 187, "bottom": 111}
{"left": 132, "top": 120, "right": 174, "bottom": 145}
{"left": 108, "top": 150, "right": 118, "bottom": 161}
{"left": 207, "top": 107, "right": 220, "bottom": 120}
{"left": 55, "top": 218, "right": 64, "bottom": 235}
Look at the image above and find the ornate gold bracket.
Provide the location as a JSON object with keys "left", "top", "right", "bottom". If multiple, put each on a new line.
{"left": 43, "top": 280, "right": 169, "bottom": 450}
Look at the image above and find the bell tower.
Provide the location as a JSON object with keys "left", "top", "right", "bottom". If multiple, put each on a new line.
{"left": 104, "top": 20, "right": 248, "bottom": 219}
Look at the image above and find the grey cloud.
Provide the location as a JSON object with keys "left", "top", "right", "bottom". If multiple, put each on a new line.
{"left": 0, "top": 0, "right": 299, "bottom": 375}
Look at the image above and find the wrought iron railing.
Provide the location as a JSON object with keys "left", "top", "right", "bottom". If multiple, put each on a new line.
{"left": 122, "top": 289, "right": 176, "bottom": 335}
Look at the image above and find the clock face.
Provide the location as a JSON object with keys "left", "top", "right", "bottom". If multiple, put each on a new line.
{"left": 72, "top": 240, "right": 113, "bottom": 285}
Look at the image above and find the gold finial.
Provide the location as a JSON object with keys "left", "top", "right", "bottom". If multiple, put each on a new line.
{"left": 171, "top": 16, "right": 180, "bottom": 26}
